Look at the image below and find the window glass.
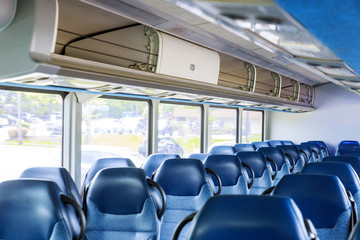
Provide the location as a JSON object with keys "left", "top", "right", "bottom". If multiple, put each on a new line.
{"left": 208, "top": 107, "right": 237, "bottom": 148}
{"left": 81, "top": 98, "right": 148, "bottom": 181}
{"left": 242, "top": 110, "right": 263, "bottom": 143}
{"left": 158, "top": 103, "right": 201, "bottom": 157}
{"left": 0, "top": 90, "right": 63, "bottom": 181}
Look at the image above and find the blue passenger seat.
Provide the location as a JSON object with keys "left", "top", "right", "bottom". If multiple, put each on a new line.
{"left": 0, "top": 179, "right": 85, "bottom": 240}
{"left": 267, "top": 140, "right": 283, "bottom": 147}
{"left": 349, "top": 221, "right": 360, "bottom": 240}
{"left": 174, "top": 195, "right": 318, "bottom": 240}
{"left": 153, "top": 158, "right": 219, "bottom": 240}
{"left": 204, "top": 155, "right": 253, "bottom": 194}
{"left": 297, "top": 144, "right": 316, "bottom": 163}
{"left": 272, "top": 174, "right": 356, "bottom": 240}
{"left": 142, "top": 153, "right": 180, "bottom": 178}
{"left": 257, "top": 147, "right": 292, "bottom": 185}
{"left": 235, "top": 152, "right": 275, "bottom": 195}
{"left": 301, "top": 162, "right": 360, "bottom": 214}
{"left": 208, "top": 145, "right": 236, "bottom": 155}
{"left": 303, "top": 142, "right": 326, "bottom": 161}
{"left": 189, "top": 153, "right": 209, "bottom": 162}
{"left": 337, "top": 141, "right": 360, "bottom": 156}
{"left": 323, "top": 156, "right": 360, "bottom": 176}
{"left": 277, "top": 145, "right": 305, "bottom": 173}
{"left": 20, "top": 167, "right": 81, "bottom": 206}
{"left": 252, "top": 141, "right": 271, "bottom": 150}
{"left": 84, "top": 168, "right": 165, "bottom": 240}
{"left": 282, "top": 140, "right": 294, "bottom": 145}
{"left": 307, "top": 141, "right": 330, "bottom": 157}
{"left": 233, "top": 143, "right": 256, "bottom": 152}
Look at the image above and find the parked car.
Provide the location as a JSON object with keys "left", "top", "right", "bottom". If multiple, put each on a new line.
{"left": 139, "top": 137, "right": 183, "bottom": 156}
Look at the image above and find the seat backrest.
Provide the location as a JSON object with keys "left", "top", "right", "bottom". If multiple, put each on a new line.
{"left": 307, "top": 141, "right": 330, "bottom": 156}
{"left": 85, "top": 167, "right": 163, "bottom": 240}
{"left": 0, "top": 179, "right": 82, "bottom": 240}
{"left": 208, "top": 145, "right": 236, "bottom": 155}
{"left": 349, "top": 221, "right": 360, "bottom": 240}
{"left": 323, "top": 156, "right": 360, "bottom": 175}
{"left": 282, "top": 140, "right": 294, "bottom": 145}
{"left": 184, "top": 195, "right": 315, "bottom": 240}
{"left": 235, "top": 152, "right": 273, "bottom": 195}
{"left": 302, "top": 142, "right": 325, "bottom": 161}
{"left": 142, "top": 153, "right": 180, "bottom": 177}
{"left": 252, "top": 141, "right": 271, "bottom": 150}
{"left": 189, "top": 153, "right": 209, "bottom": 162}
{"left": 153, "top": 158, "right": 215, "bottom": 240}
{"left": 257, "top": 147, "right": 291, "bottom": 184}
{"left": 204, "top": 155, "right": 250, "bottom": 194}
{"left": 337, "top": 141, "right": 360, "bottom": 155}
{"left": 84, "top": 157, "right": 135, "bottom": 186}
{"left": 20, "top": 167, "right": 81, "bottom": 206}
{"left": 297, "top": 144, "right": 316, "bottom": 163}
{"left": 277, "top": 145, "right": 305, "bottom": 173}
{"left": 267, "top": 140, "right": 283, "bottom": 147}
{"left": 233, "top": 143, "right": 255, "bottom": 152}
{"left": 272, "top": 174, "right": 353, "bottom": 240}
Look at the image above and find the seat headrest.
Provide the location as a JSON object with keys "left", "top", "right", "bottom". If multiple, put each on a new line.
{"left": 20, "top": 167, "right": 81, "bottom": 205}
{"left": 276, "top": 145, "right": 301, "bottom": 162}
{"left": 267, "top": 140, "right": 283, "bottom": 147}
{"left": 189, "top": 153, "right": 209, "bottom": 162}
{"left": 257, "top": 147, "right": 286, "bottom": 168}
{"left": 208, "top": 145, "right": 235, "bottom": 155}
{"left": 85, "top": 157, "right": 135, "bottom": 185}
{"left": 301, "top": 142, "right": 321, "bottom": 154}
{"left": 187, "top": 195, "right": 310, "bottom": 240}
{"left": 282, "top": 140, "right": 294, "bottom": 145}
{"left": 0, "top": 179, "right": 73, "bottom": 240}
{"left": 154, "top": 159, "right": 208, "bottom": 196}
{"left": 337, "top": 142, "right": 360, "bottom": 155}
{"left": 323, "top": 156, "right": 360, "bottom": 174}
{"left": 204, "top": 155, "right": 244, "bottom": 186}
{"left": 273, "top": 174, "right": 351, "bottom": 228}
{"left": 233, "top": 143, "right": 255, "bottom": 152}
{"left": 235, "top": 152, "right": 268, "bottom": 177}
{"left": 297, "top": 144, "right": 312, "bottom": 156}
{"left": 252, "top": 141, "right": 270, "bottom": 150}
{"left": 301, "top": 162, "right": 360, "bottom": 195}
{"left": 142, "top": 153, "right": 180, "bottom": 177}
{"left": 87, "top": 168, "right": 151, "bottom": 215}
{"left": 307, "top": 141, "right": 328, "bottom": 150}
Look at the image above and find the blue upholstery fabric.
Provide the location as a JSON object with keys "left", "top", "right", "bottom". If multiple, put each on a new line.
{"left": 282, "top": 140, "right": 294, "bottom": 145}
{"left": 252, "top": 141, "right": 270, "bottom": 150}
{"left": 154, "top": 158, "right": 214, "bottom": 240}
{"left": 267, "top": 140, "right": 283, "bottom": 147}
{"left": 186, "top": 195, "right": 312, "bottom": 240}
{"left": 0, "top": 179, "right": 79, "bottom": 240}
{"left": 273, "top": 174, "right": 352, "bottom": 240}
{"left": 85, "top": 168, "right": 161, "bottom": 240}
{"left": 233, "top": 143, "right": 255, "bottom": 152}
{"left": 257, "top": 147, "right": 291, "bottom": 185}
{"left": 20, "top": 167, "right": 81, "bottom": 206}
{"left": 189, "top": 153, "right": 209, "bottom": 162}
{"left": 349, "top": 221, "right": 360, "bottom": 240}
{"left": 277, "top": 145, "right": 305, "bottom": 173}
{"left": 301, "top": 162, "right": 360, "bottom": 214}
{"left": 297, "top": 145, "right": 316, "bottom": 163}
{"left": 323, "top": 156, "right": 360, "bottom": 175}
{"left": 85, "top": 157, "right": 135, "bottom": 186}
{"left": 337, "top": 141, "right": 360, "bottom": 156}
{"left": 307, "top": 141, "right": 330, "bottom": 156}
{"left": 274, "top": 0, "right": 360, "bottom": 75}
{"left": 142, "top": 154, "right": 180, "bottom": 177}
{"left": 204, "top": 155, "right": 249, "bottom": 194}
{"left": 235, "top": 152, "right": 273, "bottom": 194}
{"left": 208, "top": 145, "right": 235, "bottom": 155}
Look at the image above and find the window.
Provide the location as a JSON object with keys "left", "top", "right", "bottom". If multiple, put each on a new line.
{"left": 0, "top": 90, "right": 63, "bottom": 181}
{"left": 209, "top": 107, "right": 237, "bottom": 147}
{"left": 158, "top": 103, "right": 201, "bottom": 157}
{"left": 242, "top": 110, "right": 263, "bottom": 143}
{"left": 81, "top": 97, "right": 148, "bottom": 181}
